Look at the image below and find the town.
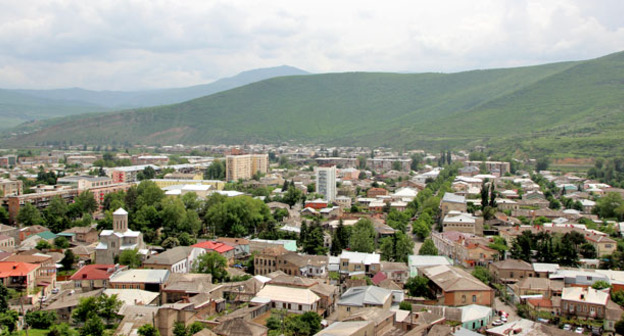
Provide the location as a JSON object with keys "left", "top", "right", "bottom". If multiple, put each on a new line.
{"left": 0, "top": 144, "right": 622, "bottom": 336}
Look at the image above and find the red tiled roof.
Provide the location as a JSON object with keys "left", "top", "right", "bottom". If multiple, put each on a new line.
{"left": 371, "top": 271, "right": 387, "bottom": 286}
{"left": 527, "top": 297, "right": 555, "bottom": 308}
{"left": 192, "top": 241, "right": 234, "bottom": 253}
{"left": 69, "top": 264, "right": 117, "bottom": 281}
{"left": 0, "top": 262, "right": 39, "bottom": 277}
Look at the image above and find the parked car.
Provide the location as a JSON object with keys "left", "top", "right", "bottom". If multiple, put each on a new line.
{"left": 492, "top": 320, "right": 504, "bottom": 326}
{"left": 575, "top": 327, "right": 584, "bottom": 334}
{"left": 51, "top": 288, "right": 60, "bottom": 294}
{"left": 563, "top": 324, "right": 572, "bottom": 331}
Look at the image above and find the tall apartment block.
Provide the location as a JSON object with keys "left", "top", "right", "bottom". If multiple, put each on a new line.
{"left": 225, "top": 154, "right": 269, "bottom": 181}
{"left": 315, "top": 165, "right": 337, "bottom": 202}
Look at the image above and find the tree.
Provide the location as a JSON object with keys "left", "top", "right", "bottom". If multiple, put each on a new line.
{"left": 489, "top": 183, "right": 496, "bottom": 208}
{"left": 349, "top": 218, "right": 376, "bottom": 253}
{"left": 47, "top": 323, "right": 78, "bottom": 336}
{"left": 594, "top": 192, "right": 624, "bottom": 219}
{"left": 80, "top": 315, "right": 105, "bottom": 336}
{"left": 193, "top": 252, "right": 228, "bottom": 283}
{"left": 44, "top": 196, "right": 71, "bottom": 232}
{"left": 36, "top": 240, "right": 52, "bottom": 250}
{"left": 138, "top": 324, "right": 161, "bottom": 336}
{"left": 412, "top": 220, "right": 430, "bottom": 240}
{"left": 173, "top": 322, "right": 188, "bottom": 336}
{"left": 405, "top": 276, "right": 434, "bottom": 299}
{"left": 302, "top": 223, "right": 327, "bottom": 255}
{"left": 72, "top": 297, "right": 98, "bottom": 324}
{"left": 98, "top": 294, "right": 123, "bottom": 325}
{"left": 0, "top": 207, "right": 9, "bottom": 224}
{"left": 283, "top": 186, "right": 303, "bottom": 207}
{"left": 205, "top": 159, "right": 225, "bottom": 180}
{"left": 536, "top": 157, "right": 550, "bottom": 171}
{"left": 419, "top": 239, "right": 438, "bottom": 256}
{"left": 0, "top": 310, "right": 18, "bottom": 333}
{"left": 62, "top": 249, "right": 76, "bottom": 271}
{"left": 17, "top": 202, "right": 44, "bottom": 226}
{"left": 480, "top": 181, "right": 489, "bottom": 210}
{"left": 25, "top": 310, "right": 57, "bottom": 329}
{"left": 72, "top": 191, "right": 98, "bottom": 217}
{"left": 592, "top": 280, "right": 611, "bottom": 290}
{"left": 381, "top": 232, "right": 413, "bottom": 262}
{"left": 55, "top": 236, "right": 70, "bottom": 249}
{"left": 0, "top": 283, "right": 8, "bottom": 313}
{"left": 580, "top": 243, "right": 597, "bottom": 259}
{"left": 471, "top": 266, "right": 492, "bottom": 285}
{"left": 161, "top": 237, "right": 181, "bottom": 249}
{"left": 118, "top": 249, "right": 142, "bottom": 268}
{"left": 510, "top": 231, "right": 533, "bottom": 262}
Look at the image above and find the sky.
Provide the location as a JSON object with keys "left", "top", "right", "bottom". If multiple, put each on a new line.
{"left": 0, "top": 0, "right": 623, "bottom": 91}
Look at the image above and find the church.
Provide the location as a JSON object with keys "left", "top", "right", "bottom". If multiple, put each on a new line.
{"left": 95, "top": 208, "right": 145, "bottom": 264}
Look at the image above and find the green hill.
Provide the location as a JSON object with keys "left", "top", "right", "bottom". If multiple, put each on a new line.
{"left": 6, "top": 51, "right": 624, "bottom": 156}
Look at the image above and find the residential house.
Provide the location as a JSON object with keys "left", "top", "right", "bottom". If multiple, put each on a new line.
{"left": 59, "top": 226, "right": 99, "bottom": 244}
{"left": 585, "top": 234, "right": 617, "bottom": 257}
{"left": 0, "top": 261, "right": 39, "bottom": 293}
{"left": 253, "top": 284, "right": 321, "bottom": 314}
{"left": 336, "top": 286, "right": 394, "bottom": 320}
{"left": 215, "top": 237, "right": 250, "bottom": 257}
{"left": 419, "top": 265, "right": 494, "bottom": 307}
{"left": 333, "top": 250, "right": 381, "bottom": 277}
{"left": 489, "top": 259, "right": 534, "bottom": 284}
{"left": 191, "top": 241, "right": 235, "bottom": 264}
{"left": 43, "top": 289, "right": 104, "bottom": 322}
{"left": 4, "top": 254, "right": 56, "bottom": 293}
{"left": 161, "top": 273, "right": 217, "bottom": 303}
{"left": 109, "top": 269, "right": 169, "bottom": 292}
{"left": 379, "top": 262, "right": 409, "bottom": 284}
{"left": 266, "top": 273, "right": 339, "bottom": 317}
{"left": 408, "top": 255, "right": 453, "bottom": 277}
{"left": 561, "top": 286, "right": 609, "bottom": 319}
{"left": 212, "top": 317, "right": 268, "bottom": 336}
{"left": 114, "top": 305, "right": 160, "bottom": 336}
{"left": 0, "top": 235, "right": 15, "bottom": 250}
{"left": 0, "top": 224, "right": 19, "bottom": 245}
{"left": 315, "top": 321, "right": 374, "bottom": 336}
{"left": 143, "top": 246, "right": 205, "bottom": 273}
{"left": 439, "top": 193, "right": 467, "bottom": 218}
{"left": 342, "top": 308, "right": 396, "bottom": 336}
{"left": 69, "top": 264, "right": 122, "bottom": 291}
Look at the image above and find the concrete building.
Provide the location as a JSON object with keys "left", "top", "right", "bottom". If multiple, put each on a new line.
{"left": 225, "top": 154, "right": 268, "bottom": 181}
{"left": 0, "top": 179, "right": 23, "bottom": 197}
{"left": 316, "top": 165, "right": 337, "bottom": 202}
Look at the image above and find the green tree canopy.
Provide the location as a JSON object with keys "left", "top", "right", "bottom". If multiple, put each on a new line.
{"left": 349, "top": 218, "right": 376, "bottom": 253}
{"left": 193, "top": 251, "right": 228, "bottom": 283}
{"left": 419, "top": 238, "right": 438, "bottom": 256}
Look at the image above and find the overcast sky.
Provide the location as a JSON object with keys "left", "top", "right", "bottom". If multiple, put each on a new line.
{"left": 1, "top": 0, "right": 623, "bottom": 91}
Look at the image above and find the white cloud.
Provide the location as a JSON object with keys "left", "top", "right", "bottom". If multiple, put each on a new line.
{"left": 0, "top": 0, "right": 622, "bottom": 90}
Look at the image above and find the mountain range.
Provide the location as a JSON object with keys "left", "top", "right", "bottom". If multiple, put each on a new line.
{"left": 4, "top": 51, "right": 624, "bottom": 157}
{"left": 0, "top": 65, "right": 308, "bottom": 129}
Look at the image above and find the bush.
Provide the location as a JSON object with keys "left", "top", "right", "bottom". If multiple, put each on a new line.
{"left": 25, "top": 310, "right": 57, "bottom": 329}
{"left": 399, "top": 301, "right": 412, "bottom": 311}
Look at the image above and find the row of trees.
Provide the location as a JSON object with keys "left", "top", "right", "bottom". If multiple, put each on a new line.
{"left": 510, "top": 231, "right": 593, "bottom": 266}
{"left": 17, "top": 190, "right": 97, "bottom": 232}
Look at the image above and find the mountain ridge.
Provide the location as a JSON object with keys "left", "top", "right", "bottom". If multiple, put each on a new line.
{"left": 5, "top": 51, "right": 624, "bottom": 157}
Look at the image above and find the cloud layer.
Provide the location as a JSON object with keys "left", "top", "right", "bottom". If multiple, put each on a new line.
{"left": 1, "top": 0, "right": 623, "bottom": 90}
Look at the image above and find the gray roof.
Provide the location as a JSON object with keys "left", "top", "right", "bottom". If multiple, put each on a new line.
{"left": 145, "top": 246, "right": 196, "bottom": 265}
{"left": 442, "top": 193, "right": 466, "bottom": 204}
{"left": 338, "top": 286, "right": 392, "bottom": 307}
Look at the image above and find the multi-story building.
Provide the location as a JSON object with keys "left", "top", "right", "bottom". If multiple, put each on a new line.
{"left": 88, "top": 182, "right": 133, "bottom": 211}
{"left": 0, "top": 179, "right": 23, "bottom": 197}
{"left": 315, "top": 157, "right": 358, "bottom": 169}
{"left": 331, "top": 250, "right": 381, "bottom": 277}
{"left": 367, "top": 157, "right": 412, "bottom": 173}
{"left": 95, "top": 208, "right": 145, "bottom": 264}
{"left": 439, "top": 193, "right": 467, "bottom": 218}
{"left": 464, "top": 161, "right": 510, "bottom": 177}
{"left": 57, "top": 175, "right": 114, "bottom": 190}
{"left": 225, "top": 154, "right": 269, "bottom": 181}
{"left": 110, "top": 165, "right": 161, "bottom": 183}
{"left": 315, "top": 165, "right": 337, "bottom": 202}
{"left": 6, "top": 188, "right": 79, "bottom": 224}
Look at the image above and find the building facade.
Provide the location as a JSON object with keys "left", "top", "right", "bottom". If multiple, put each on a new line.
{"left": 315, "top": 165, "right": 337, "bottom": 202}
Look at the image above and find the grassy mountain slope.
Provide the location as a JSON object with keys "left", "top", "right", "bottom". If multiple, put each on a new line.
{"left": 11, "top": 65, "right": 309, "bottom": 109}
{"left": 0, "top": 90, "right": 107, "bottom": 129}
{"left": 7, "top": 52, "right": 624, "bottom": 156}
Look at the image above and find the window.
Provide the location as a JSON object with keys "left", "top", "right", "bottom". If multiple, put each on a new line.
{"left": 462, "top": 295, "right": 466, "bottom": 303}
{"left": 472, "top": 295, "right": 477, "bottom": 303}
{"left": 299, "top": 305, "right": 302, "bottom": 311}
{"left": 347, "top": 307, "right": 351, "bottom": 312}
